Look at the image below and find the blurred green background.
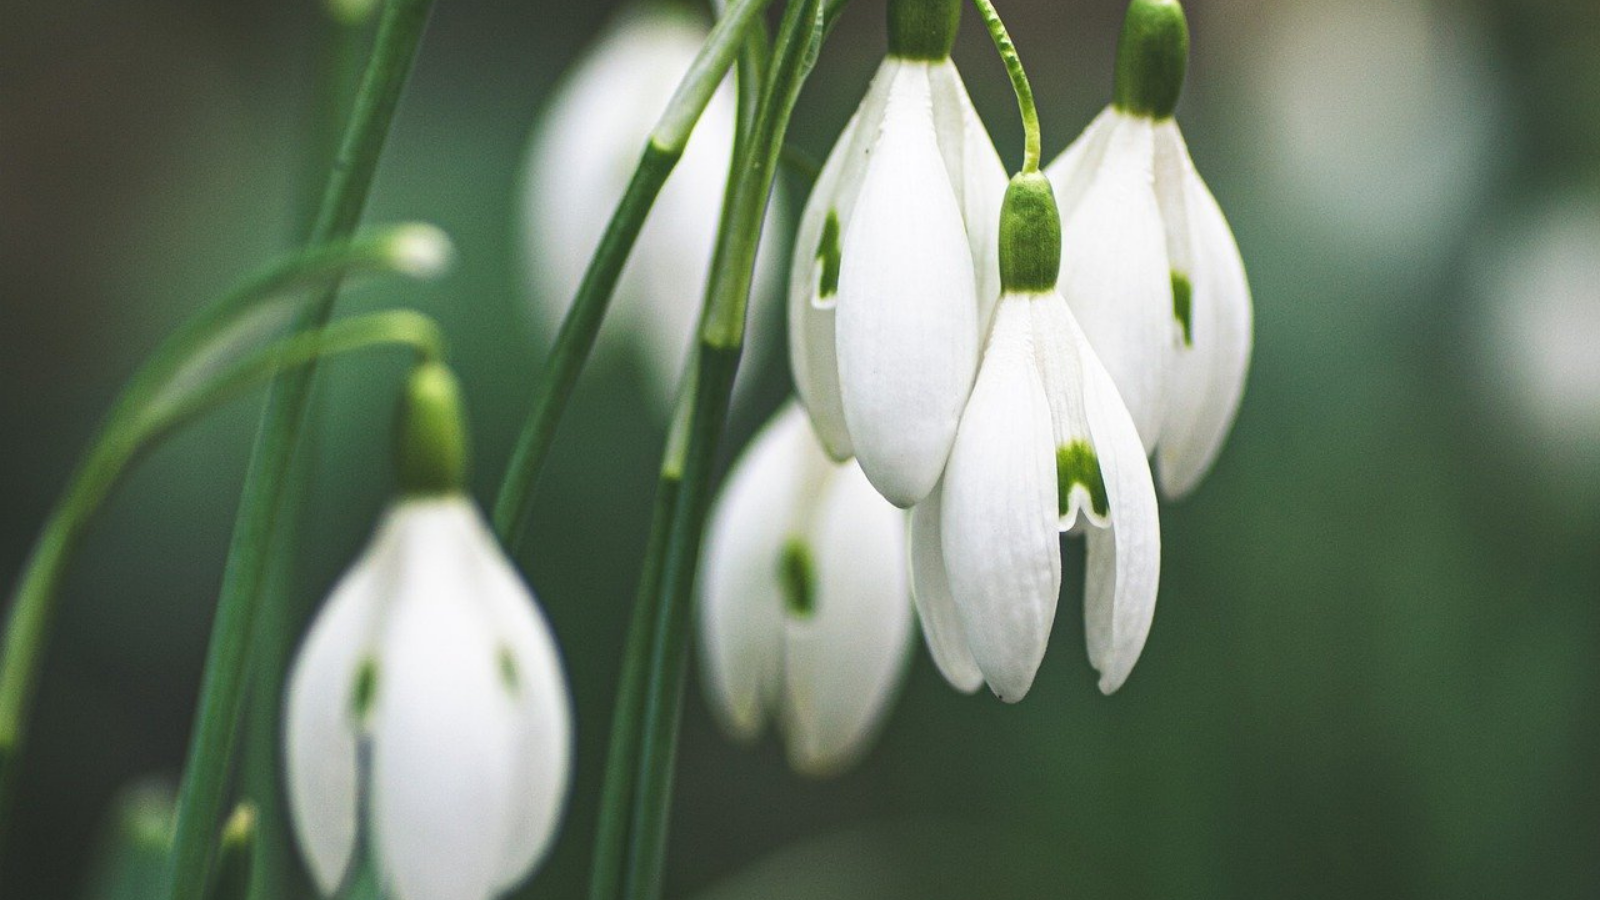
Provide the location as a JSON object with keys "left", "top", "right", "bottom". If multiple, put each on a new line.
{"left": 4, "top": 0, "right": 1599, "bottom": 897}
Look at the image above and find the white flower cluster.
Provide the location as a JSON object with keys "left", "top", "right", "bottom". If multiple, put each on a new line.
{"left": 704, "top": 0, "right": 1252, "bottom": 767}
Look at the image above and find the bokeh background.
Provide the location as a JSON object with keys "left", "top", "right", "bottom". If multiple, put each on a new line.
{"left": 4, "top": 0, "right": 1599, "bottom": 897}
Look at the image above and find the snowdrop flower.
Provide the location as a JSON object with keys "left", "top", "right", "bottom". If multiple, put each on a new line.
{"left": 521, "top": 4, "right": 782, "bottom": 412}
{"left": 914, "top": 173, "right": 1160, "bottom": 701}
{"left": 697, "top": 402, "right": 913, "bottom": 776}
{"left": 789, "top": 0, "right": 1007, "bottom": 507}
{"left": 1045, "top": 0, "right": 1252, "bottom": 498}
{"left": 285, "top": 364, "right": 572, "bottom": 900}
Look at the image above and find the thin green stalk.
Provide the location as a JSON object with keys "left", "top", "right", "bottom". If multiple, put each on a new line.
{"left": 970, "top": 0, "right": 1040, "bottom": 172}
{"left": 491, "top": 0, "right": 779, "bottom": 549}
{"left": 164, "top": 0, "right": 437, "bottom": 896}
{"left": 620, "top": 2, "right": 824, "bottom": 899}
{"left": 582, "top": 472, "right": 680, "bottom": 900}
{"left": 250, "top": 5, "right": 378, "bottom": 896}
{"left": 0, "top": 228, "right": 436, "bottom": 861}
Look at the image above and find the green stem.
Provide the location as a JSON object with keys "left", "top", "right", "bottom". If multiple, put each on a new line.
{"left": 252, "top": 5, "right": 376, "bottom": 896}
{"left": 163, "top": 0, "right": 437, "bottom": 896}
{"left": 970, "top": 0, "right": 1040, "bottom": 173}
{"left": 619, "top": 3, "right": 823, "bottom": 899}
{"left": 0, "top": 228, "right": 437, "bottom": 860}
{"left": 490, "top": 0, "right": 779, "bottom": 550}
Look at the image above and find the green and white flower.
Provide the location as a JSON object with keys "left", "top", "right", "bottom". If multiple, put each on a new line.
{"left": 789, "top": 0, "right": 1007, "bottom": 508}
{"left": 1045, "top": 0, "right": 1252, "bottom": 498}
{"left": 697, "top": 402, "right": 913, "bottom": 776}
{"left": 913, "top": 174, "right": 1160, "bottom": 702}
{"left": 285, "top": 366, "right": 572, "bottom": 900}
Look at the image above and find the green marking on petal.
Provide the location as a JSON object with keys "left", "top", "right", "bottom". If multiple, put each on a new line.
{"left": 778, "top": 537, "right": 817, "bottom": 619}
{"left": 817, "top": 210, "right": 842, "bottom": 299}
{"left": 1057, "top": 441, "right": 1110, "bottom": 520}
{"left": 351, "top": 658, "right": 378, "bottom": 722}
{"left": 1172, "top": 271, "right": 1194, "bottom": 346}
{"left": 498, "top": 646, "right": 520, "bottom": 695}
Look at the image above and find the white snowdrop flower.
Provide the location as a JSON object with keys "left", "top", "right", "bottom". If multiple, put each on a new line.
{"left": 697, "top": 402, "right": 913, "bottom": 776}
{"left": 915, "top": 173, "right": 1161, "bottom": 702}
{"left": 285, "top": 365, "right": 572, "bottom": 900}
{"left": 1045, "top": 0, "right": 1252, "bottom": 498}
{"left": 789, "top": 0, "right": 1007, "bottom": 507}
{"left": 520, "top": 5, "right": 783, "bottom": 412}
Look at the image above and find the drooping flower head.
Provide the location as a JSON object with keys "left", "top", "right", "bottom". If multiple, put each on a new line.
{"left": 697, "top": 403, "right": 913, "bottom": 776}
{"left": 521, "top": 4, "right": 783, "bottom": 412}
{"left": 285, "top": 364, "right": 572, "bottom": 900}
{"left": 789, "top": 0, "right": 1007, "bottom": 507}
{"left": 1047, "top": 0, "right": 1253, "bottom": 498}
{"left": 914, "top": 173, "right": 1161, "bottom": 702}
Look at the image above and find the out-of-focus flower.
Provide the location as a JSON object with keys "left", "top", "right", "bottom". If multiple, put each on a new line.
{"left": 914, "top": 174, "right": 1160, "bottom": 702}
{"left": 1045, "top": 0, "right": 1252, "bottom": 498}
{"left": 789, "top": 0, "right": 1006, "bottom": 508}
{"left": 285, "top": 365, "right": 571, "bottom": 900}
{"left": 697, "top": 402, "right": 913, "bottom": 776}
{"left": 1246, "top": 0, "right": 1501, "bottom": 270}
{"left": 1477, "top": 193, "right": 1600, "bottom": 486}
{"left": 520, "top": 5, "right": 783, "bottom": 411}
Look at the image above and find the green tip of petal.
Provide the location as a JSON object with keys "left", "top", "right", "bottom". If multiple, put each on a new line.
{"left": 1058, "top": 441, "right": 1109, "bottom": 521}
{"left": 1172, "top": 271, "right": 1194, "bottom": 345}
{"left": 396, "top": 361, "right": 470, "bottom": 496}
{"left": 999, "top": 172, "right": 1062, "bottom": 294}
{"left": 778, "top": 537, "right": 818, "bottom": 619}
{"left": 817, "top": 210, "right": 843, "bottom": 299}
{"left": 886, "top": 0, "right": 961, "bottom": 61}
{"left": 351, "top": 658, "right": 379, "bottom": 722}
{"left": 1113, "top": 0, "right": 1190, "bottom": 120}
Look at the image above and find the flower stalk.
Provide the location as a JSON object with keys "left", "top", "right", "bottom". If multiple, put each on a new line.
{"left": 618, "top": 2, "right": 824, "bottom": 899}
{"left": 492, "top": 0, "right": 780, "bottom": 550}
{"left": 970, "top": 0, "right": 1041, "bottom": 172}
{"left": 163, "top": 0, "right": 438, "bottom": 896}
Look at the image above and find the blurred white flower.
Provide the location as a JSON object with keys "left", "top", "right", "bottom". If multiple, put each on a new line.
{"left": 1246, "top": 0, "right": 1501, "bottom": 270}
{"left": 285, "top": 496, "right": 572, "bottom": 900}
{"left": 697, "top": 402, "right": 913, "bottom": 776}
{"left": 1478, "top": 194, "right": 1600, "bottom": 481}
{"left": 789, "top": 5, "right": 1006, "bottom": 508}
{"left": 913, "top": 174, "right": 1160, "bottom": 702}
{"left": 520, "top": 5, "right": 783, "bottom": 412}
{"left": 1045, "top": 0, "right": 1252, "bottom": 498}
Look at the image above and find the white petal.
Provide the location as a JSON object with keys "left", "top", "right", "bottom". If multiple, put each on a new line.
{"left": 1153, "top": 123, "right": 1254, "bottom": 499}
{"left": 780, "top": 462, "right": 912, "bottom": 776}
{"left": 1049, "top": 112, "right": 1173, "bottom": 451}
{"left": 369, "top": 502, "right": 521, "bottom": 900}
{"left": 908, "top": 485, "right": 983, "bottom": 693}
{"left": 928, "top": 60, "right": 1009, "bottom": 335}
{"left": 787, "top": 61, "right": 898, "bottom": 460}
{"left": 696, "top": 403, "right": 830, "bottom": 741}
{"left": 939, "top": 297, "right": 1061, "bottom": 702}
{"left": 1027, "top": 291, "right": 1104, "bottom": 532}
{"left": 1043, "top": 107, "right": 1119, "bottom": 222}
{"left": 283, "top": 512, "right": 398, "bottom": 895}
{"left": 1078, "top": 347, "right": 1161, "bottom": 695}
{"left": 836, "top": 63, "right": 980, "bottom": 507}
{"left": 445, "top": 502, "right": 574, "bottom": 891}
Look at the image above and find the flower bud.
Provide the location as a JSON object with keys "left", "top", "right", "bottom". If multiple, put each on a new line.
{"left": 997, "top": 172, "right": 1062, "bottom": 294}
{"left": 1113, "top": 0, "right": 1190, "bottom": 120}
{"left": 886, "top": 0, "right": 962, "bottom": 61}
{"left": 396, "top": 362, "right": 469, "bottom": 496}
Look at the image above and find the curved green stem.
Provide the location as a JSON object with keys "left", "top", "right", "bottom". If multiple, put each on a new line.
{"left": 617, "top": 3, "right": 824, "bottom": 899}
{"left": 0, "top": 228, "right": 440, "bottom": 858}
{"left": 164, "top": 0, "right": 437, "bottom": 895}
{"left": 491, "top": 0, "right": 779, "bottom": 550}
{"left": 970, "top": 0, "right": 1041, "bottom": 173}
